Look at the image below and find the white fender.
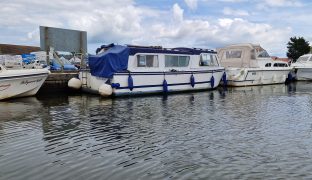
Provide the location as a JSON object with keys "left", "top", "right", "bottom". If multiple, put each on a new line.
{"left": 68, "top": 78, "right": 82, "bottom": 89}
{"left": 99, "top": 84, "right": 113, "bottom": 96}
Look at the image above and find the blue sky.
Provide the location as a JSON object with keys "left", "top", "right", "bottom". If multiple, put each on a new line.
{"left": 0, "top": 0, "right": 311, "bottom": 56}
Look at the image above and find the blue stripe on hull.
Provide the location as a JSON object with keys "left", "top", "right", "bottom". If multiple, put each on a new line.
{"left": 115, "top": 80, "right": 211, "bottom": 90}
{"left": 114, "top": 87, "right": 215, "bottom": 96}
{"left": 247, "top": 69, "right": 291, "bottom": 72}
{"left": 227, "top": 80, "right": 254, "bottom": 82}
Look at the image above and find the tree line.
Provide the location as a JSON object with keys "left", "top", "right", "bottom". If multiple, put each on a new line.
{"left": 287, "top": 36, "right": 310, "bottom": 62}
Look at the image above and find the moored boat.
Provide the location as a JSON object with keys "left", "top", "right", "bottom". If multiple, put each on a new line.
{"left": 0, "top": 65, "right": 50, "bottom": 100}
{"left": 68, "top": 44, "right": 225, "bottom": 96}
{"left": 217, "top": 43, "right": 292, "bottom": 86}
{"left": 290, "top": 54, "right": 312, "bottom": 81}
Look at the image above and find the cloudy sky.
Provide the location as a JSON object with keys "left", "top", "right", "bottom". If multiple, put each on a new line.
{"left": 0, "top": 0, "right": 311, "bottom": 56}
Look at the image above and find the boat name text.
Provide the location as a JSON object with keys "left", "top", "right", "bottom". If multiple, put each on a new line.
{"left": 21, "top": 79, "right": 43, "bottom": 85}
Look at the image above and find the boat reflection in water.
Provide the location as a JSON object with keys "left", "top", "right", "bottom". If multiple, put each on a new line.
{"left": 1, "top": 82, "right": 312, "bottom": 179}
{"left": 0, "top": 97, "right": 43, "bottom": 120}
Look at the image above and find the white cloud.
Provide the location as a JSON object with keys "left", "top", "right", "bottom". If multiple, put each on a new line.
{"left": 184, "top": 0, "right": 198, "bottom": 10}
{"left": 223, "top": 7, "right": 249, "bottom": 16}
{"left": 268, "top": 0, "right": 302, "bottom": 6}
{"left": 218, "top": 0, "right": 247, "bottom": 2}
{"left": 27, "top": 29, "right": 39, "bottom": 41}
{"left": 0, "top": 0, "right": 159, "bottom": 45}
{"left": 0, "top": 0, "right": 294, "bottom": 55}
{"left": 172, "top": 3, "right": 184, "bottom": 23}
{"left": 214, "top": 18, "right": 292, "bottom": 54}
{"left": 263, "top": 0, "right": 303, "bottom": 7}
{"left": 130, "top": 4, "right": 291, "bottom": 55}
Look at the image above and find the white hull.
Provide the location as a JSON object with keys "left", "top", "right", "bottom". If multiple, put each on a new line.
{"left": 291, "top": 54, "right": 312, "bottom": 81}
{"left": 294, "top": 68, "right": 312, "bottom": 81}
{"left": 80, "top": 68, "right": 225, "bottom": 96}
{"left": 225, "top": 68, "right": 292, "bottom": 86}
{"left": 0, "top": 68, "right": 49, "bottom": 100}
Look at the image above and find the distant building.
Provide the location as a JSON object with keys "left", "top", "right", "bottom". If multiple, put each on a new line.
{"left": 0, "top": 44, "right": 40, "bottom": 55}
{"left": 271, "top": 56, "right": 290, "bottom": 63}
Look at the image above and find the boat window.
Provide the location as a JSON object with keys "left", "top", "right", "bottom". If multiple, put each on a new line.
{"left": 297, "top": 56, "right": 310, "bottom": 62}
{"left": 165, "top": 55, "right": 190, "bottom": 67}
{"left": 273, "top": 63, "right": 288, "bottom": 67}
{"left": 225, "top": 50, "right": 242, "bottom": 59}
{"left": 211, "top": 55, "right": 219, "bottom": 66}
{"left": 265, "top": 63, "right": 271, "bottom": 67}
{"left": 137, "top": 55, "right": 159, "bottom": 67}
{"left": 200, "top": 54, "right": 219, "bottom": 66}
{"left": 258, "top": 50, "right": 270, "bottom": 58}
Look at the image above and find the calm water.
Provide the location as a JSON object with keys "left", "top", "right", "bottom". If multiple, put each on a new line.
{"left": 1, "top": 82, "right": 312, "bottom": 179}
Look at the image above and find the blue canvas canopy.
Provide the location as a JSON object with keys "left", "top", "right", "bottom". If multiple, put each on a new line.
{"left": 22, "top": 54, "right": 36, "bottom": 64}
{"left": 89, "top": 45, "right": 130, "bottom": 78}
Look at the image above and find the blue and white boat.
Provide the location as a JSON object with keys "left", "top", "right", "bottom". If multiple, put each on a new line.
{"left": 68, "top": 44, "right": 225, "bottom": 96}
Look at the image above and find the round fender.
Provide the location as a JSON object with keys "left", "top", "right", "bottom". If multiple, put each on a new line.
{"left": 163, "top": 79, "right": 168, "bottom": 93}
{"left": 99, "top": 84, "right": 113, "bottom": 96}
{"left": 128, "top": 75, "right": 134, "bottom": 91}
{"left": 68, "top": 78, "right": 82, "bottom": 89}
{"left": 287, "top": 72, "right": 292, "bottom": 81}
{"left": 190, "top": 74, "right": 195, "bottom": 87}
{"left": 210, "top": 76, "right": 215, "bottom": 88}
{"left": 222, "top": 72, "right": 227, "bottom": 86}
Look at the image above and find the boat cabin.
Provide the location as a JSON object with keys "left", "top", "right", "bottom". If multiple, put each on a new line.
{"left": 127, "top": 46, "right": 220, "bottom": 71}
{"left": 296, "top": 54, "right": 312, "bottom": 64}
{"left": 217, "top": 43, "right": 287, "bottom": 68}
{"left": 91, "top": 44, "right": 221, "bottom": 79}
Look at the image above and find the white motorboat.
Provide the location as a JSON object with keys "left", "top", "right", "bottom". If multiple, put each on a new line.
{"left": 217, "top": 44, "right": 292, "bottom": 86}
{"left": 290, "top": 54, "right": 312, "bottom": 80}
{"left": 0, "top": 65, "right": 50, "bottom": 100}
{"left": 68, "top": 44, "right": 225, "bottom": 96}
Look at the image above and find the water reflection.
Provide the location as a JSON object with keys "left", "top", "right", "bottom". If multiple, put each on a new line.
{"left": 1, "top": 83, "right": 312, "bottom": 179}
{"left": 0, "top": 97, "right": 43, "bottom": 120}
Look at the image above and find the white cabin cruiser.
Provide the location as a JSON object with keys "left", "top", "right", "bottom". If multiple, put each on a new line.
{"left": 217, "top": 44, "right": 292, "bottom": 86}
{"left": 68, "top": 44, "right": 225, "bottom": 96}
{"left": 0, "top": 65, "right": 50, "bottom": 100}
{"left": 291, "top": 54, "right": 312, "bottom": 80}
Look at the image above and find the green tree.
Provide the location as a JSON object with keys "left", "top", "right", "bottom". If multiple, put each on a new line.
{"left": 287, "top": 36, "right": 310, "bottom": 62}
